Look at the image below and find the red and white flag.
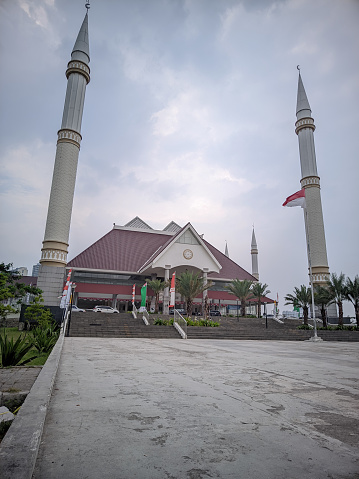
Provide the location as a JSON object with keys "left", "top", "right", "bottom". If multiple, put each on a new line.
{"left": 132, "top": 284, "right": 135, "bottom": 304}
{"left": 169, "top": 272, "right": 176, "bottom": 308}
{"left": 283, "top": 189, "right": 306, "bottom": 208}
{"left": 60, "top": 269, "right": 72, "bottom": 308}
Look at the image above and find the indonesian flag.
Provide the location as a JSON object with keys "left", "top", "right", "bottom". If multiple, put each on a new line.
{"left": 132, "top": 284, "right": 135, "bottom": 304}
{"left": 169, "top": 272, "right": 176, "bottom": 308}
{"left": 60, "top": 269, "right": 72, "bottom": 308}
{"left": 283, "top": 189, "right": 306, "bottom": 208}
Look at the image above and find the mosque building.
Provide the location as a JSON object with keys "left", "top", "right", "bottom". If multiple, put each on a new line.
{"left": 66, "top": 217, "right": 264, "bottom": 314}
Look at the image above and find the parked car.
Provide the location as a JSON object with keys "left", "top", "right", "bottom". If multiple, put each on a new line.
{"left": 169, "top": 308, "right": 186, "bottom": 316}
{"left": 210, "top": 310, "right": 221, "bottom": 316}
{"left": 71, "top": 305, "right": 85, "bottom": 312}
{"left": 93, "top": 306, "right": 119, "bottom": 313}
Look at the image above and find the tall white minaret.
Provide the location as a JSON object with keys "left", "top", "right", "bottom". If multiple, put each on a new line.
{"left": 295, "top": 72, "right": 330, "bottom": 286}
{"left": 224, "top": 241, "right": 229, "bottom": 258}
{"left": 251, "top": 229, "right": 259, "bottom": 280}
{"left": 37, "top": 8, "right": 90, "bottom": 305}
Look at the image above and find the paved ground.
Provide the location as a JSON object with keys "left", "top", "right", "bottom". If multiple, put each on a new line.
{"left": 0, "top": 367, "right": 42, "bottom": 394}
{"left": 33, "top": 339, "right": 359, "bottom": 479}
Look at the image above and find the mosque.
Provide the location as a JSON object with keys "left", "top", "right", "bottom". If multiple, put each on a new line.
{"left": 66, "top": 216, "right": 262, "bottom": 313}
{"left": 35, "top": 7, "right": 331, "bottom": 315}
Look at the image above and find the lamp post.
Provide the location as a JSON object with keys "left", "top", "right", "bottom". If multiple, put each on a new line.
{"left": 264, "top": 301, "right": 268, "bottom": 329}
{"left": 66, "top": 282, "right": 76, "bottom": 337}
{"left": 236, "top": 299, "right": 239, "bottom": 321}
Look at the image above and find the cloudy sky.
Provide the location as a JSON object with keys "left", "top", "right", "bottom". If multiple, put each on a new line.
{"left": 1, "top": 0, "right": 358, "bottom": 315}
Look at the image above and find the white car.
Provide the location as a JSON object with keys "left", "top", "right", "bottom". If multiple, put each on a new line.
{"left": 93, "top": 305, "right": 119, "bottom": 313}
{"left": 71, "top": 305, "right": 85, "bottom": 312}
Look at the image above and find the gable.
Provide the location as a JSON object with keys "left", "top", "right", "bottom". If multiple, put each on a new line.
{"left": 148, "top": 223, "right": 221, "bottom": 274}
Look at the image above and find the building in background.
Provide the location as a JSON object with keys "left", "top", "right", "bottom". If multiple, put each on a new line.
{"left": 32, "top": 263, "right": 40, "bottom": 277}
{"left": 12, "top": 266, "right": 28, "bottom": 277}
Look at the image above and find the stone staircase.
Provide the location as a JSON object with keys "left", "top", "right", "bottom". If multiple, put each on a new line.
{"left": 68, "top": 313, "right": 359, "bottom": 341}
{"left": 68, "top": 312, "right": 181, "bottom": 339}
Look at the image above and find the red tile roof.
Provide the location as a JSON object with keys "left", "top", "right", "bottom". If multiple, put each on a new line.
{"left": 67, "top": 229, "right": 170, "bottom": 272}
{"left": 67, "top": 226, "right": 256, "bottom": 282}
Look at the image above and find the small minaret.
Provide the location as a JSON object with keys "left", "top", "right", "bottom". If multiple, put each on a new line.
{"left": 251, "top": 228, "right": 259, "bottom": 280}
{"left": 295, "top": 72, "right": 330, "bottom": 286}
{"left": 224, "top": 241, "right": 229, "bottom": 258}
{"left": 37, "top": 8, "right": 90, "bottom": 305}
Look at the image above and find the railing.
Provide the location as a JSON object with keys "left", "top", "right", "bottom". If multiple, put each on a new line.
{"left": 142, "top": 309, "right": 150, "bottom": 326}
{"left": 173, "top": 309, "right": 187, "bottom": 339}
{"left": 132, "top": 304, "right": 138, "bottom": 319}
{"left": 62, "top": 306, "right": 71, "bottom": 337}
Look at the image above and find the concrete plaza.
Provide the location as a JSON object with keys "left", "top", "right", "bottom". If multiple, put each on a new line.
{"left": 33, "top": 339, "right": 358, "bottom": 479}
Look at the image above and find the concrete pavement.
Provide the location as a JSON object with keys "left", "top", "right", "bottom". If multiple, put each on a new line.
{"left": 32, "top": 338, "right": 358, "bottom": 479}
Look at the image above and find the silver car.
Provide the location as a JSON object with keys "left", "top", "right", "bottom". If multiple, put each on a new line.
{"left": 93, "top": 305, "right": 119, "bottom": 313}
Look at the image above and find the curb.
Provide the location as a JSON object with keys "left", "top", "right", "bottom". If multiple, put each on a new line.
{"left": 0, "top": 331, "right": 66, "bottom": 479}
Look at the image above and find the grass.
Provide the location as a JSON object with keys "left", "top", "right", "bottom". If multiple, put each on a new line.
{"left": 0, "top": 327, "right": 51, "bottom": 367}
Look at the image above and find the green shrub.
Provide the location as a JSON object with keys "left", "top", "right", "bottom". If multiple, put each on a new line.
{"left": 24, "top": 296, "right": 53, "bottom": 329}
{"left": 0, "top": 330, "right": 37, "bottom": 367}
{"left": 153, "top": 318, "right": 174, "bottom": 326}
{"left": 30, "top": 324, "right": 59, "bottom": 354}
{"left": 297, "top": 324, "right": 312, "bottom": 330}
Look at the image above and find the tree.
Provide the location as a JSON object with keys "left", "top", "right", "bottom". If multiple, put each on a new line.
{"left": 285, "top": 285, "right": 311, "bottom": 325}
{"left": 326, "top": 272, "right": 346, "bottom": 327}
{"left": 24, "top": 295, "right": 54, "bottom": 329}
{"left": 345, "top": 275, "right": 359, "bottom": 325}
{"left": 314, "top": 285, "right": 333, "bottom": 328}
{"left": 225, "top": 279, "right": 253, "bottom": 317}
{"left": 0, "top": 262, "right": 42, "bottom": 325}
{"left": 176, "top": 271, "right": 213, "bottom": 317}
{"left": 250, "top": 282, "right": 270, "bottom": 318}
{"left": 145, "top": 278, "right": 169, "bottom": 314}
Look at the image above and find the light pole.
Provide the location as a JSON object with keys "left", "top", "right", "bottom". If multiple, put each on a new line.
{"left": 66, "top": 282, "right": 76, "bottom": 337}
{"left": 236, "top": 299, "right": 239, "bottom": 321}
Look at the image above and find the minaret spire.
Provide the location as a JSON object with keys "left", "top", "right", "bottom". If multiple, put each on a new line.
{"left": 224, "top": 241, "right": 229, "bottom": 258}
{"left": 295, "top": 71, "right": 330, "bottom": 286}
{"left": 251, "top": 228, "right": 259, "bottom": 280}
{"left": 37, "top": 10, "right": 91, "bottom": 305}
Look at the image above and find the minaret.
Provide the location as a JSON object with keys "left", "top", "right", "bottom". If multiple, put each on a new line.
{"left": 295, "top": 72, "right": 330, "bottom": 286}
{"left": 251, "top": 228, "right": 259, "bottom": 280}
{"left": 224, "top": 241, "right": 229, "bottom": 258}
{"left": 37, "top": 9, "right": 90, "bottom": 305}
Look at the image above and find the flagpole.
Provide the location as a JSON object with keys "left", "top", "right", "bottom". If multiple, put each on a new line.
{"left": 304, "top": 208, "right": 321, "bottom": 341}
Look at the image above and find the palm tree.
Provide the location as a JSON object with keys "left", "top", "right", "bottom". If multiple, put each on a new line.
{"left": 345, "top": 275, "right": 359, "bottom": 325}
{"left": 250, "top": 282, "right": 270, "bottom": 318}
{"left": 314, "top": 285, "right": 333, "bottom": 327}
{"left": 145, "top": 279, "right": 169, "bottom": 314}
{"left": 225, "top": 279, "right": 253, "bottom": 317}
{"left": 285, "top": 285, "right": 311, "bottom": 325}
{"left": 176, "top": 271, "right": 213, "bottom": 317}
{"left": 326, "top": 272, "right": 346, "bottom": 327}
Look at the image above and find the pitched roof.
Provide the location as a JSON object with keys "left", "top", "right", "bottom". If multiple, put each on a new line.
{"left": 67, "top": 223, "right": 256, "bottom": 282}
{"left": 67, "top": 228, "right": 169, "bottom": 272}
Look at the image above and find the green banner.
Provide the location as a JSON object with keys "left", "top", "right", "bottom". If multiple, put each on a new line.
{"left": 141, "top": 283, "right": 147, "bottom": 307}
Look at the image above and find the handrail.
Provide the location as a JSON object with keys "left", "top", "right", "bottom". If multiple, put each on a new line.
{"left": 173, "top": 309, "right": 187, "bottom": 339}
{"left": 142, "top": 309, "right": 150, "bottom": 326}
{"left": 132, "top": 304, "right": 138, "bottom": 319}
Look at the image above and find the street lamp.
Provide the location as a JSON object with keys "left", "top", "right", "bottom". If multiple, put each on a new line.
{"left": 236, "top": 299, "right": 239, "bottom": 321}
{"left": 66, "top": 282, "right": 76, "bottom": 337}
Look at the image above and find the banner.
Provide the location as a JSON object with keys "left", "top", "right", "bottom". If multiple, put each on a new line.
{"left": 60, "top": 269, "right": 72, "bottom": 309}
{"left": 169, "top": 272, "right": 176, "bottom": 307}
{"left": 132, "top": 284, "right": 135, "bottom": 304}
{"left": 141, "top": 282, "right": 147, "bottom": 308}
